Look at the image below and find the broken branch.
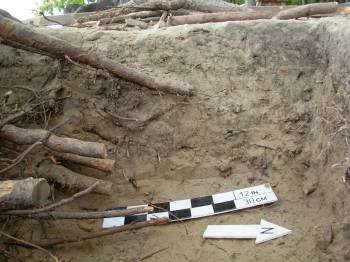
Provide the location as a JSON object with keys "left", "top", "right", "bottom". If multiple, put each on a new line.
{"left": 0, "top": 230, "right": 59, "bottom": 262}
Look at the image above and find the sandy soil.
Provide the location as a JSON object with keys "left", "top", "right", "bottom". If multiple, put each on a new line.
{"left": 1, "top": 16, "right": 350, "bottom": 262}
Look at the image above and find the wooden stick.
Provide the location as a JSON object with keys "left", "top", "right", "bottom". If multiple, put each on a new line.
{"left": 3, "top": 206, "right": 154, "bottom": 219}
{"left": 49, "top": 150, "right": 115, "bottom": 173}
{"left": 15, "top": 218, "right": 168, "bottom": 247}
{"left": 0, "top": 178, "right": 50, "bottom": 210}
{"left": 0, "top": 15, "right": 193, "bottom": 96}
{"left": 0, "top": 182, "right": 99, "bottom": 216}
{"left": 274, "top": 2, "right": 338, "bottom": 20}
{"left": 38, "top": 163, "right": 113, "bottom": 195}
{"left": 1, "top": 125, "right": 108, "bottom": 159}
{"left": 0, "top": 230, "right": 59, "bottom": 262}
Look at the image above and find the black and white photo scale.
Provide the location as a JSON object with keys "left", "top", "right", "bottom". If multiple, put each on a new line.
{"left": 103, "top": 184, "right": 278, "bottom": 228}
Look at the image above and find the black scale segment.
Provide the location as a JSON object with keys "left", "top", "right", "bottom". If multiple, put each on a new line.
{"left": 169, "top": 209, "right": 192, "bottom": 221}
{"left": 191, "top": 195, "right": 213, "bottom": 208}
{"left": 212, "top": 201, "right": 236, "bottom": 213}
{"left": 124, "top": 214, "right": 147, "bottom": 224}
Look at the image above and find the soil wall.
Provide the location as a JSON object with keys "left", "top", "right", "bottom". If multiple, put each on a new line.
{"left": 0, "top": 17, "right": 350, "bottom": 261}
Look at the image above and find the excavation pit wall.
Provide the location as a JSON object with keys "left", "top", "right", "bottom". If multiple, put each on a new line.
{"left": 0, "top": 17, "right": 350, "bottom": 261}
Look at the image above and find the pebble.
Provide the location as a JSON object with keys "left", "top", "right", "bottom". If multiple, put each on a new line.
{"left": 302, "top": 170, "right": 319, "bottom": 196}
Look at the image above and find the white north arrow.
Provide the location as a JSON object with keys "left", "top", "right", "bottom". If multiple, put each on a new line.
{"left": 203, "top": 219, "right": 291, "bottom": 244}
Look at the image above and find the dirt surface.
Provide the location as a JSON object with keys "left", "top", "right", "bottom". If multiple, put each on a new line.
{"left": 1, "top": 16, "right": 350, "bottom": 262}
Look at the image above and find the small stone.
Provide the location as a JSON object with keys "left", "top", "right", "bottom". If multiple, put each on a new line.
{"left": 217, "top": 159, "right": 231, "bottom": 173}
{"left": 216, "top": 159, "right": 232, "bottom": 178}
{"left": 232, "top": 104, "right": 242, "bottom": 113}
{"left": 78, "top": 221, "right": 94, "bottom": 232}
{"left": 302, "top": 170, "right": 319, "bottom": 196}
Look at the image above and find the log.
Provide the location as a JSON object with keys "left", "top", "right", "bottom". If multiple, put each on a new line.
{"left": 0, "top": 125, "right": 107, "bottom": 159}
{"left": 77, "top": 0, "right": 241, "bottom": 24}
{"left": 274, "top": 2, "right": 338, "bottom": 20}
{"left": 49, "top": 150, "right": 115, "bottom": 173}
{"left": 100, "top": 10, "right": 162, "bottom": 24}
{"left": 38, "top": 163, "right": 113, "bottom": 195}
{"left": 121, "top": 0, "right": 240, "bottom": 13}
{"left": 0, "top": 15, "right": 193, "bottom": 96}
{"left": 0, "top": 178, "right": 50, "bottom": 210}
{"left": 168, "top": 10, "right": 271, "bottom": 26}
{"left": 168, "top": 2, "right": 339, "bottom": 26}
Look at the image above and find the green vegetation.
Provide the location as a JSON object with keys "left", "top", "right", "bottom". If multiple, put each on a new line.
{"left": 36, "top": 0, "right": 96, "bottom": 15}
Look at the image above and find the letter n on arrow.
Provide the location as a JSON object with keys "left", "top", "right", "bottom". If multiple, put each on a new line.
{"left": 255, "top": 220, "right": 292, "bottom": 244}
{"left": 261, "top": 227, "right": 274, "bottom": 234}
